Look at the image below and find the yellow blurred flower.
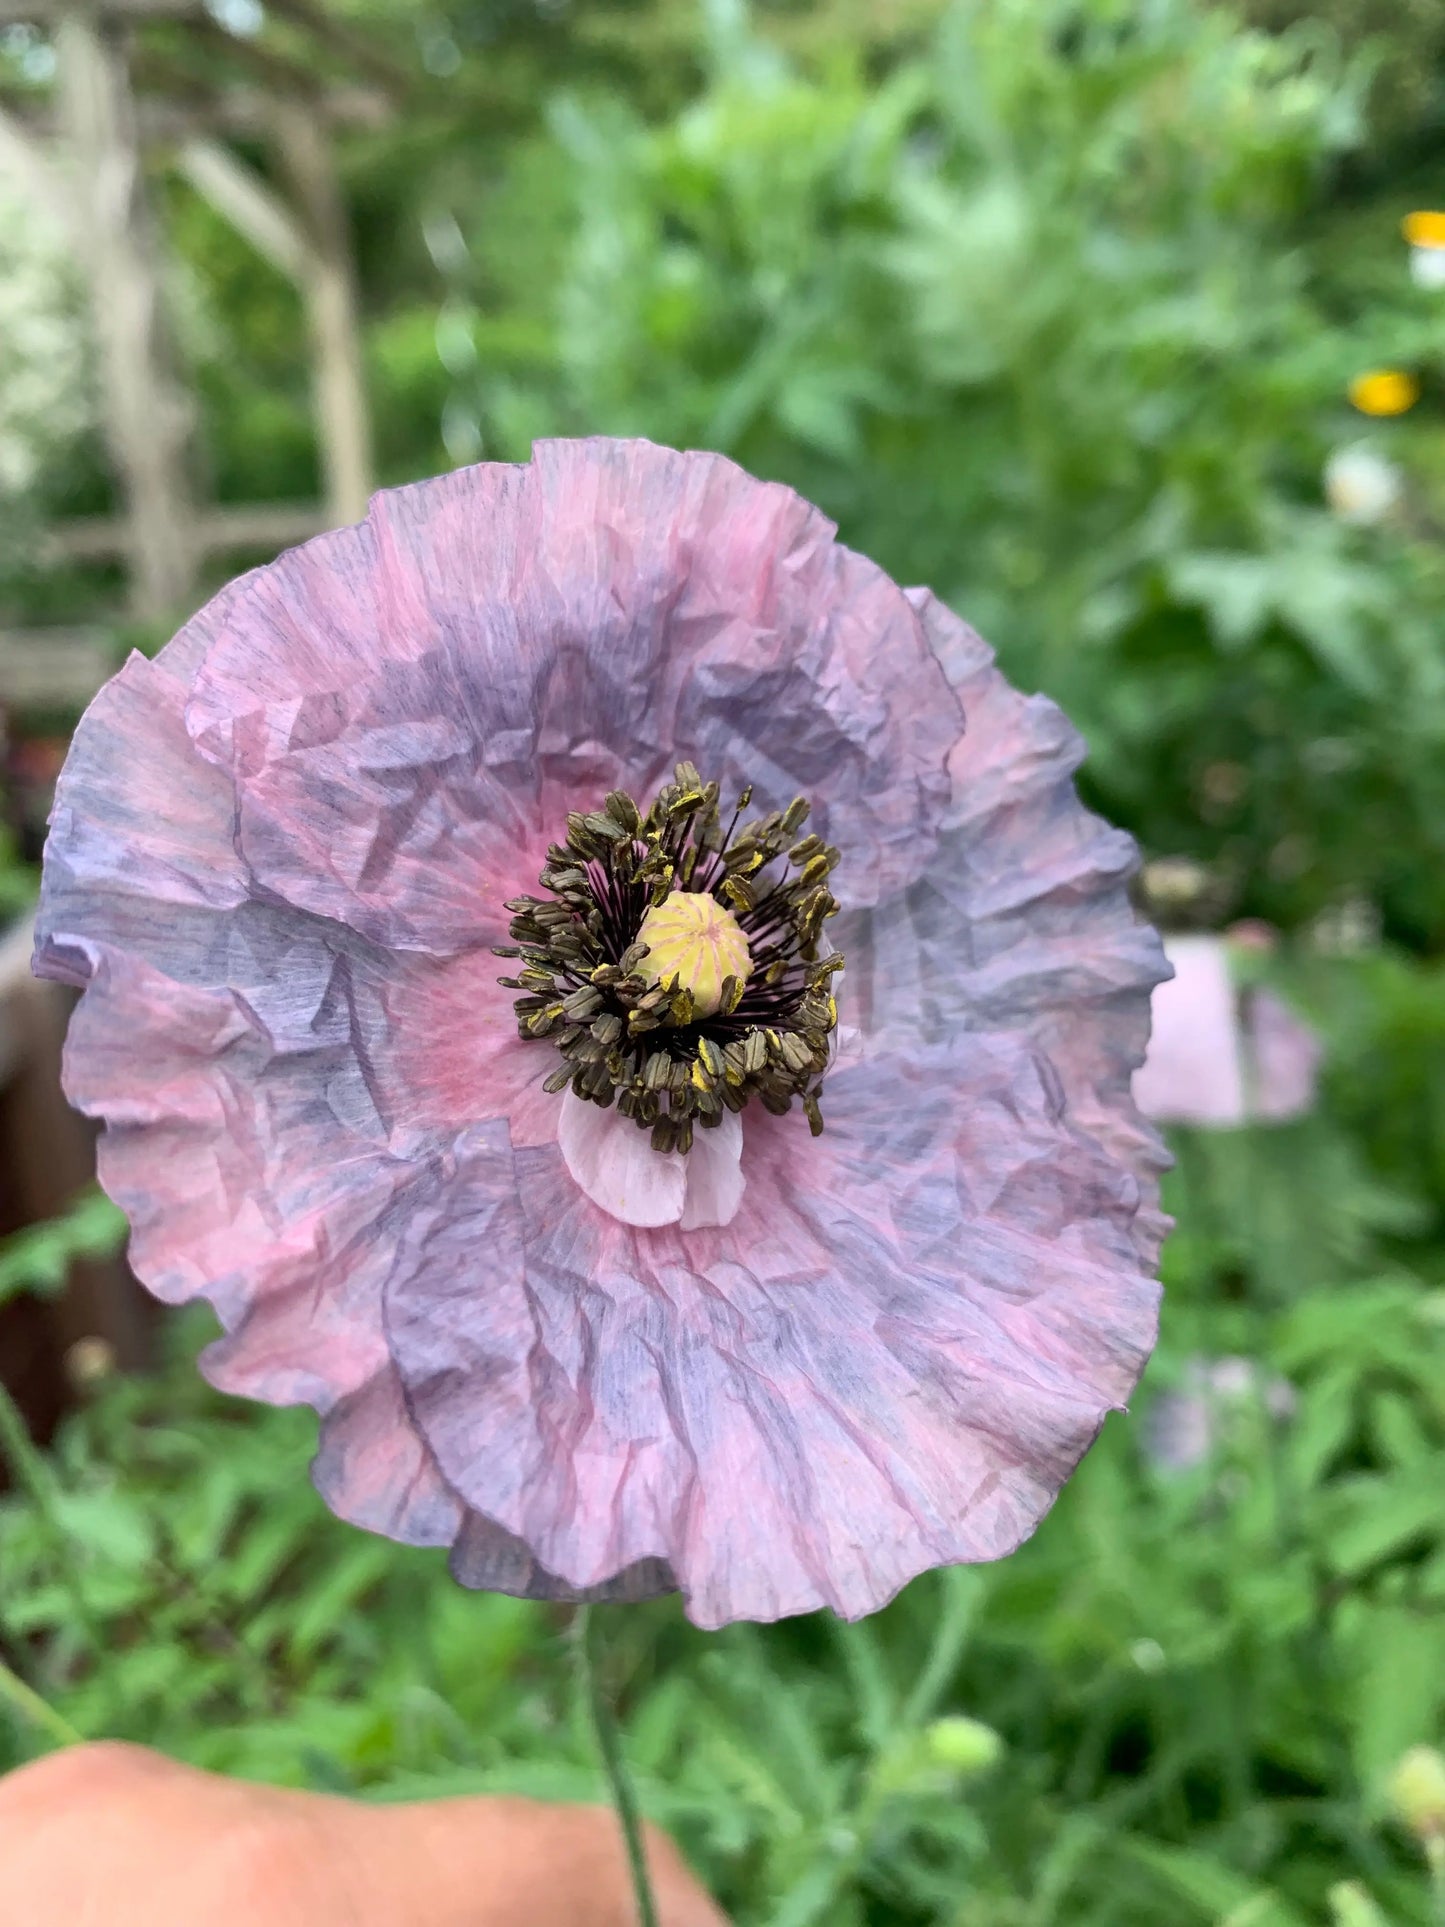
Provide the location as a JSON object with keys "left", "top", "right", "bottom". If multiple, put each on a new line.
{"left": 1349, "top": 370, "right": 1419, "bottom": 417}
{"left": 1403, "top": 210, "right": 1445, "bottom": 250}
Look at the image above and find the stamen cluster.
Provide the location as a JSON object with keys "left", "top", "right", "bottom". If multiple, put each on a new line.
{"left": 497, "top": 764, "right": 843, "bottom": 1153}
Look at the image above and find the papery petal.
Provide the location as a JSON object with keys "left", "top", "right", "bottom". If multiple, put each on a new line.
{"left": 58, "top": 939, "right": 409, "bottom": 1409}
{"left": 678, "top": 1108, "right": 745, "bottom": 1230}
{"left": 556, "top": 1090, "right": 745, "bottom": 1231}
{"left": 558, "top": 1089, "right": 687, "bottom": 1227}
{"left": 33, "top": 583, "right": 254, "bottom": 988}
{"left": 450, "top": 1513, "right": 675, "bottom": 1605}
{"left": 384, "top": 1034, "right": 1157, "bottom": 1628}
{"left": 180, "top": 441, "right": 963, "bottom": 952}
{"left": 836, "top": 590, "right": 1171, "bottom": 1269}
{"left": 55, "top": 939, "right": 520, "bottom": 1555}
{"left": 310, "top": 1364, "right": 462, "bottom": 1549}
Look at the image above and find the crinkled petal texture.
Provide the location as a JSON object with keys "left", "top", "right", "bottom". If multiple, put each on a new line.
{"left": 35, "top": 438, "right": 1170, "bottom": 1629}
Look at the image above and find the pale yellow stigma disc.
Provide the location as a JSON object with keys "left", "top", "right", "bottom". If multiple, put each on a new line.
{"left": 636, "top": 889, "right": 752, "bottom": 1019}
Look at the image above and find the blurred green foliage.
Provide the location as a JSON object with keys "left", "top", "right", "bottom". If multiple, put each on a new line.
{"left": 1241, "top": 0, "right": 1445, "bottom": 140}
{"left": 4, "top": 2, "right": 1445, "bottom": 1924}
{"left": 0, "top": 1191, "right": 127, "bottom": 1311}
{"left": 469, "top": 0, "right": 1445, "bottom": 949}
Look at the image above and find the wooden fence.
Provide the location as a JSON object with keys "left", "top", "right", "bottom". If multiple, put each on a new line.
{"left": 0, "top": 916, "right": 150, "bottom": 1446}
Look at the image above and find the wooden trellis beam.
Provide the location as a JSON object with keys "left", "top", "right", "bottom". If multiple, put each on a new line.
{"left": 272, "top": 100, "right": 372, "bottom": 527}
{"left": 0, "top": 0, "right": 414, "bottom": 89}
{"left": 0, "top": 629, "right": 114, "bottom": 706}
{"left": 0, "top": 96, "right": 73, "bottom": 231}
{"left": 41, "top": 501, "right": 328, "bottom": 561}
{"left": 176, "top": 126, "right": 372, "bottom": 527}
{"left": 176, "top": 136, "right": 306, "bottom": 278}
{"left": 0, "top": 0, "right": 198, "bottom": 21}
{"left": 1, "top": 0, "right": 389, "bottom": 657}
{"left": 249, "top": 0, "right": 413, "bottom": 95}
{"left": 54, "top": 7, "right": 199, "bottom": 621}
{"left": 4, "top": 82, "right": 392, "bottom": 140}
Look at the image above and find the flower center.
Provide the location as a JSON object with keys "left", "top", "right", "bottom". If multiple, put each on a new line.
{"left": 635, "top": 889, "right": 752, "bottom": 1018}
{"left": 497, "top": 762, "right": 843, "bottom": 1154}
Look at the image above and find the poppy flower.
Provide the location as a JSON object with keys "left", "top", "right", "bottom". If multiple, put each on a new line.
{"left": 34, "top": 439, "right": 1168, "bottom": 1629}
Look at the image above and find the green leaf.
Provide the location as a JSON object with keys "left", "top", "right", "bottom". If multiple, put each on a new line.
{"left": 1342, "top": 1606, "right": 1445, "bottom": 1792}
{"left": 1118, "top": 1839, "right": 1311, "bottom": 1925}
{"left": 0, "top": 1192, "right": 127, "bottom": 1305}
{"left": 1319, "top": 1467, "right": 1443, "bottom": 1577}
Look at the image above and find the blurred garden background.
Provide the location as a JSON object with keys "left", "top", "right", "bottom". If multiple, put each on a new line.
{"left": 2, "top": 0, "right": 1445, "bottom": 1921}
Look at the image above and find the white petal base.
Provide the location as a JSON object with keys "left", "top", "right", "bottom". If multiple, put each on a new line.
{"left": 558, "top": 1090, "right": 745, "bottom": 1229}
{"left": 678, "top": 1107, "right": 746, "bottom": 1229}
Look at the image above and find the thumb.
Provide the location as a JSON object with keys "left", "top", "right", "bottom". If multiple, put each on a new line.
{"left": 288, "top": 1786, "right": 731, "bottom": 1927}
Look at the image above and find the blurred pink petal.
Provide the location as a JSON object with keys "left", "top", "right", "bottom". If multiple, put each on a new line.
{"left": 1134, "top": 935, "right": 1320, "bottom": 1126}
{"left": 1250, "top": 988, "right": 1323, "bottom": 1122}
{"left": 36, "top": 439, "right": 1170, "bottom": 1627}
{"left": 1133, "top": 936, "right": 1245, "bottom": 1125}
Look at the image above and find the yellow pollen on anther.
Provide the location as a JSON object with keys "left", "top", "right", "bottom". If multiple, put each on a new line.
{"left": 636, "top": 890, "right": 752, "bottom": 1019}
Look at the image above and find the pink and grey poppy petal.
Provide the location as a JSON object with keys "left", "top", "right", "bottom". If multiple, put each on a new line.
{"left": 34, "top": 440, "right": 1169, "bottom": 1629}
{"left": 835, "top": 589, "right": 1171, "bottom": 1270}
{"left": 32, "top": 581, "right": 256, "bottom": 989}
{"left": 310, "top": 1363, "right": 463, "bottom": 1550}
{"left": 382, "top": 1034, "right": 1159, "bottom": 1628}
{"left": 57, "top": 939, "right": 415, "bottom": 1408}
{"left": 180, "top": 441, "right": 962, "bottom": 952}
{"left": 55, "top": 938, "right": 530, "bottom": 1554}
{"left": 450, "top": 1514, "right": 676, "bottom": 1605}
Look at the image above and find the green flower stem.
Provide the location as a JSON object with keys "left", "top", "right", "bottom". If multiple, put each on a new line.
{"left": 0, "top": 1374, "right": 97, "bottom": 1648}
{"left": 570, "top": 1605, "right": 660, "bottom": 1927}
{"left": 0, "top": 1650, "right": 83, "bottom": 1750}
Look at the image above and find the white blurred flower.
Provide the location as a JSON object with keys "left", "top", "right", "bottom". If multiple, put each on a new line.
{"left": 1309, "top": 896, "right": 1381, "bottom": 957}
{"left": 1324, "top": 444, "right": 1403, "bottom": 527}
{"left": 1404, "top": 213, "right": 1445, "bottom": 291}
{"left": 1140, "top": 856, "right": 1211, "bottom": 912}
